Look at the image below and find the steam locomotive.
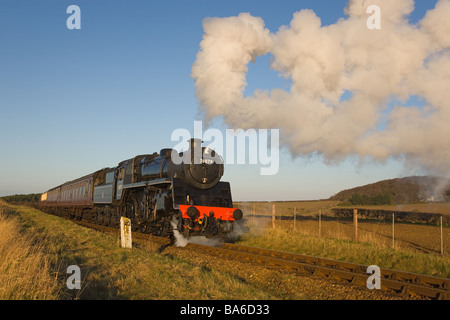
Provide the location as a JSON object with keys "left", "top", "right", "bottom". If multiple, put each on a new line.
{"left": 40, "top": 139, "right": 243, "bottom": 239}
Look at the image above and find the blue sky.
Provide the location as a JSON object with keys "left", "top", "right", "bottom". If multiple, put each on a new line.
{"left": 0, "top": 0, "right": 439, "bottom": 201}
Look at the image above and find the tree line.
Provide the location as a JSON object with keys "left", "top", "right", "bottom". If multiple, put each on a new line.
{"left": 1, "top": 193, "right": 42, "bottom": 204}
{"left": 348, "top": 193, "right": 392, "bottom": 206}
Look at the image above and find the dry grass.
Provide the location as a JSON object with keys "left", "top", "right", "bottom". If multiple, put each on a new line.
{"left": 0, "top": 202, "right": 61, "bottom": 299}
{"left": 238, "top": 200, "right": 450, "bottom": 255}
{"left": 235, "top": 200, "right": 450, "bottom": 217}
{"left": 235, "top": 200, "right": 339, "bottom": 217}
{"left": 245, "top": 214, "right": 450, "bottom": 255}
{"left": 239, "top": 221, "right": 450, "bottom": 279}
{"left": 0, "top": 201, "right": 276, "bottom": 300}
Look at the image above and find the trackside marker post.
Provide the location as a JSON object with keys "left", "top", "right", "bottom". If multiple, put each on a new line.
{"left": 120, "top": 217, "right": 132, "bottom": 248}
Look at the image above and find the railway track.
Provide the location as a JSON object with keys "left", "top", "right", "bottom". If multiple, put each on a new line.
{"left": 73, "top": 218, "right": 449, "bottom": 300}
{"left": 184, "top": 242, "right": 449, "bottom": 300}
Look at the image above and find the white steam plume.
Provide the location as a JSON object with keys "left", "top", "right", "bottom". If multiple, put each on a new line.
{"left": 191, "top": 0, "right": 450, "bottom": 175}
{"left": 170, "top": 217, "right": 226, "bottom": 247}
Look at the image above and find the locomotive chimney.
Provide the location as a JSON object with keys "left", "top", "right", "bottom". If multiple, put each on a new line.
{"left": 189, "top": 138, "right": 203, "bottom": 164}
{"left": 190, "top": 138, "right": 202, "bottom": 150}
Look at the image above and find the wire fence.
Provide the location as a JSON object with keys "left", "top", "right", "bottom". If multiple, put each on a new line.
{"left": 235, "top": 202, "right": 449, "bottom": 256}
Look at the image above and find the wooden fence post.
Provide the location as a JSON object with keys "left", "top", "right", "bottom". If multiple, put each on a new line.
{"left": 294, "top": 207, "right": 296, "bottom": 231}
{"left": 392, "top": 212, "right": 395, "bottom": 249}
{"left": 272, "top": 204, "right": 276, "bottom": 229}
{"left": 252, "top": 204, "right": 255, "bottom": 228}
{"left": 319, "top": 209, "right": 322, "bottom": 237}
{"left": 441, "top": 216, "right": 444, "bottom": 256}
{"left": 353, "top": 209, "right": 358, "bottom": 241}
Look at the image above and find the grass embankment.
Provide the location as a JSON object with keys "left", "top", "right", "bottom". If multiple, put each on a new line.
{"left": 0, "top": 204, "right": 60, "bottom": 299}
{"left": 237, "top": 226, "right": 450, "bottom": 279}
{"left": 0, "top": 201, "right": 275, "bottom": 300}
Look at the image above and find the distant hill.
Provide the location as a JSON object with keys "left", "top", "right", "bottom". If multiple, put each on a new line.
{"left": 330, "top": 176, "right": 450, "bottom": 205}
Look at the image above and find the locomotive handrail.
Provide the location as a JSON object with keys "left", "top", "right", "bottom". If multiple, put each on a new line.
{"left": 122, "top": 178, "right": 171, "bottom": 190}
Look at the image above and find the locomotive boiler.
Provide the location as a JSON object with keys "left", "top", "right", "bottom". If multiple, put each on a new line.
{"left": 40, "top": 139, "right": 243, "bottom": 239}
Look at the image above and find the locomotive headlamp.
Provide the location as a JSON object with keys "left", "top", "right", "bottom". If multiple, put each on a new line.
{"left": 233, "top": 209, "right": 243, "bottom": 221}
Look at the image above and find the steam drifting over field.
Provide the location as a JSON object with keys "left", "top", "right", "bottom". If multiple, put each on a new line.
{"left": 191, "top": 0, "right": 450, "bottom": 175}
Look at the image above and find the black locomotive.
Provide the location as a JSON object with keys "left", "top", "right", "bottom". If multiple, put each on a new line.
{"left": 40, "top": 139, "right": 243, "bottom": 239}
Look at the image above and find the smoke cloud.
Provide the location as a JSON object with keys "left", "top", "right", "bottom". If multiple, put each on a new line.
{"left": 191, "top": 0, "right": 450, "bottom": 175}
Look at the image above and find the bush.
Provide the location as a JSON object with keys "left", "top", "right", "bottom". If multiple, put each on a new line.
{"left": 1, "top": 193, "right": 41, "bottom": 204}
